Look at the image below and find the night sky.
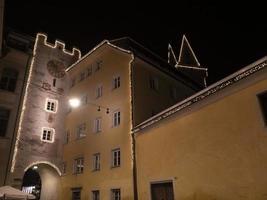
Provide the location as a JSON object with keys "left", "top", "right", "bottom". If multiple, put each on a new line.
{"left": 4, "top": 1, "right": 267, "bottom": 84}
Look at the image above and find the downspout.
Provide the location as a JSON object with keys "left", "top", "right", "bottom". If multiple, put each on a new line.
{"left": 129, "top": 54, "right": 138, "bottom": 200}
{"left": 4, "top": 52, "right": 33, "bottom": 185}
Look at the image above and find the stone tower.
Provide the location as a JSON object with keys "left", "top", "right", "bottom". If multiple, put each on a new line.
{"left": 8, "top": 33, "right": 80, "bottom": 194}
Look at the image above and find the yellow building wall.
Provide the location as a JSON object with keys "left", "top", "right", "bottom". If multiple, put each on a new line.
{"left": 132, "top": 58, "right": 196, "bottom": 126}
{"left": 62, "top": 46, "right": 134, "bottom": 199}
{"left": 136, "top": 77, "right": 267, "bottom": 200}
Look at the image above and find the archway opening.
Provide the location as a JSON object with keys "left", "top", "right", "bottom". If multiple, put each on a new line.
{"left": 22, "top": 167, "right": 41, "bottom": 199}
{"left": 22, "top": 163, "right": 61, "bottom": 200}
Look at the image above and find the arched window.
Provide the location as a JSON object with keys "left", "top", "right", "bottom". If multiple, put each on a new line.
{"left": 0, "top": 68, "right": 18, "bottom": 92}
{"left": 0, "top": 107, "right": 10, "bottom": 137}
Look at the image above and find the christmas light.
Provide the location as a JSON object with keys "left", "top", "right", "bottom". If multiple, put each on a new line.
{"left": 133, "top": 58, "right": 267, "bottom": 133}
{"left": 32, "top": 166, "right": 38, "bottom": 170}
{"left": 24, "top": 161, "right": 62, "bottom": 175}
{"left": 66, "top": 40, "right": 131, "bottom": 72}
{"left": 11, "top": 33, "right": 80, "bottom": 172}
{"left": 36, "top": 33, "right": 81, "bottom": 58}
{"left": 178, "top": 35, "right": 201, "bottom": 67}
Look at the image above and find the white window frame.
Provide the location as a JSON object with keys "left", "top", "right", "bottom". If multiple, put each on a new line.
{"left": 96, "top": 85, "right": 103, "bottom": 99}
{"left": 113, "top": 110, "right": 121, "bottom": 127}
{"left": 112, "top": 76, "right": 120, "bottom": 89}
{"left": 111, "top": 148, "right": 120, "bottom": 167}
{"left": 92, "top": 153, "right": 100, "bottom": 171}
{"left": 93, "top": 117, "right": 102, "bottom": 133}
{"left": 45, "top": 98, "right": 58, "bottom": 113}
{"left": 73, "top": 157, "right": 84, "bottom": 174}
{"left": 111, "top": 188, "right": 121, "bottom": 200}
{"left": 41, "top": 127, "right": 55, "bottom": 143}
{"left": 77, "top": 123, "right": 86, "bottom": 139}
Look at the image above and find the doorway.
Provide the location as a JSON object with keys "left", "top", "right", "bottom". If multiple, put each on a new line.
{"left": 151, "top": 181, "right": 174, "bottom": 200}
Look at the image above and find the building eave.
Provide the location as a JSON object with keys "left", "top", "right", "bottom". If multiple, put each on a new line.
{"left": 66, "top": 40, "right": 132, "bottom": 72}
{"left": 132, "top": 56, "right": 267, "bottom": 133}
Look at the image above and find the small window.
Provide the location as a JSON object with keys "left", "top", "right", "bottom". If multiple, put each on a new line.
{"left": 81, "top": 94, "right": 88, "bottom": 106}
{"left": 45, "top": 98, "right": 58, "bottom": 113}
{"left": 111, "top": 189, "right": 121, "bottom": 200}
{"left": 41, "top": 127, "right": 55, "bottom": 143}
{"left": 95, "top": 60, "right": 103, "bottom": 72}
{"left": 92, "top": 153, "right": 100, "bottom": 171}
{"left": 0, "top": 108, "right": 10, "bottom": 137}
{"left": 258, "top": 91, "right": 267, "bottom": 124}
{"left": 92, "top": 190, "right": 100, "bottom": 200}
{"left": 86, "top": 66, "right": 92, "bottom": 77}
{"left": 64, "top": 130, "right": 70, "bottom": 144}
{"left": 0, "top": 68, "right": 18, "bottom": 92}
{"left": 74, "top": 157, "right": 84, "bottom": 174}
{"left": 113, "top": 111, "right": 120, "bottom": 127}
{"left": 52, "top": 78, "right": 57, "bottom": 87}
{"left": 113, "top": 76, "right": 120, "bottom": 89}
{"left": 79, "top": 72, "right": 85, "bottom": 82}
{"left": 96, "top": 85, "right": 103, "bottom": 98}
{"left": 111, "top": 148, "right": 120, "bottom": 168}
{"left": 170, "top": 86, "right": 178, "bottom": 100}
{"left": 70, "top": 78, "right": 76, "bottom": 88}
{"left": 77, "top": 123, "right": 86, "bottom": 139}
{"left": 62, "top": 162, "right": 67, "bottom": 174}
{"left": 94, "top": 118, "right": 101, "bottom": 133}
{"left": 72, "top": 188, "right": 81, "bottom": 200}
{"left": 149, "top": 76, "right": 159, "bottom": 91}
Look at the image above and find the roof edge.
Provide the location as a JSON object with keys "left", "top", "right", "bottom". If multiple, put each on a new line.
{"left": 133, "top": 55, "right": 267, "bottom": 133}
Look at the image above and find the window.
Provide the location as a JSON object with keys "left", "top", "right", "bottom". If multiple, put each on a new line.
{"left": 45, "top": 98, "right": 58, "bottom": 113}
{"left": 72, "top": 188, "right": 81, "bottom": 200}
{"left": 111, "top": 148, "right": 120, "bottom": 167}
{"left": 86, "top": 66, "right": 92, "bottom": 77}
{"left": 170, "top": 86, "right": 178, "bottom": 100}
{"left": 81, "top": 94, "right": 88, "bottom": 106}
{"left": 0, "top": 108, "right": 10, "bottom": 137}
{"left": 79, "top": 72, "right": 85, "bottom": 82}
{"left": 62, "top": 162, "right": 67, "bottom": 174}
{"left": 149, "top": 76, "right": 159, "bottom": 91}
{"left": 96, "top": 85, "right": 103, "bottom": 98}
{"left": 70, "top": 78, "right": 76, "bottom": 88}
{"left": 74, "top": 157, "right": 84, "bottom": 174}
{"left": 258, "top": 91, "right": 267, "bottom": 124}
{"left": 41, "top": 127, "right": 55, "bottom": 143}
{"left": 113, "top": 111, "right": 120, "bottom": 127}
{"left": 92, "top": 190, "right": 100, "bottom": 200}
{"left": 77, "top": 123, "right": 86, "bottom": 139}
{"left": 52, "top": 78, "right": 56, "bottom": 87}
{"left": 0, "top": 68, "right": 18, "bottom": 92}
{"left": 93, "top": 153, "right": 100, "bottom": 171}
{"left": 113, "top": 76, "right": 120, "bottom": 89}
{"left": 64, "top": 130, "right": 70, "bottom": 144}
{"left": 95, "top": 60, "right": 103, "bottom": 72}
{"left": 94, "top": 118, "right": 101, "bottom": 133}
{"left": 111, "top": 189, "right": 120, "bottom": 200}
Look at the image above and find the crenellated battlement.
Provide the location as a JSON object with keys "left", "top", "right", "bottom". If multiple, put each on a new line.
{"left": 36, "top": 33, "right": 81, "bottom": 59}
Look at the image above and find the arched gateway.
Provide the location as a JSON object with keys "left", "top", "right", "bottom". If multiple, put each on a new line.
{"left": 22, "top": 162, "right": 61, "bottom": 200}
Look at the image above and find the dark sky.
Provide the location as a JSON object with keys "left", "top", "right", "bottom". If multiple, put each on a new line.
{"left": 4, "top": 1, "right": 267, "bottom": 84}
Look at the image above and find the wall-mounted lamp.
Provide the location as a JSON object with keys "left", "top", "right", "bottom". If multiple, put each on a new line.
{"left": 69, "top": 98, "right": 80, "bottom": 108}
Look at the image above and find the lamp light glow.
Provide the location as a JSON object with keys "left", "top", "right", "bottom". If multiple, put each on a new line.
{"left": 33, "top": 165, "right": 38, "bottom": 170}
{"left": 69, "top": 98, "right": 80, "bottom": 108}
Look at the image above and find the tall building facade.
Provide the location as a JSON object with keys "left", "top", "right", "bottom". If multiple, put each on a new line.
{"left": 0, "top": 30, "right": 34, "bottom": 186}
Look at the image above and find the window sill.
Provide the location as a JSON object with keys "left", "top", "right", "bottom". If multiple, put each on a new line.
{"left": 92, "top": 169, "right": 100, "bottom": 172}
{"left": 111, "top": 165, "right": 120, "bottom": 169}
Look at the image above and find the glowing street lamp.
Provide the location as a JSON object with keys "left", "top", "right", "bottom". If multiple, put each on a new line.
{"left": 69, "top": 98, "right": 80, "bottom": 108}
{"left": 32, "top": 165, "right": 38, "bottom": 170}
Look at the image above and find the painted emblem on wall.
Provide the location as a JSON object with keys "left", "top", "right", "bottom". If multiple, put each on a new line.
{"left": 47, "top": 60, "right": 66, "bottom": 78}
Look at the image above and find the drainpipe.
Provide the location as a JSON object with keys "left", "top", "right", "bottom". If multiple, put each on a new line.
{"left": 4, "top": 52, "right": 33, "bottom": 185}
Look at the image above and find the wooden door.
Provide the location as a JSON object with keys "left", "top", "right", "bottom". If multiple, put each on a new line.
{"left": 151, "top": 182, "right": 174, "bottom": 200}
